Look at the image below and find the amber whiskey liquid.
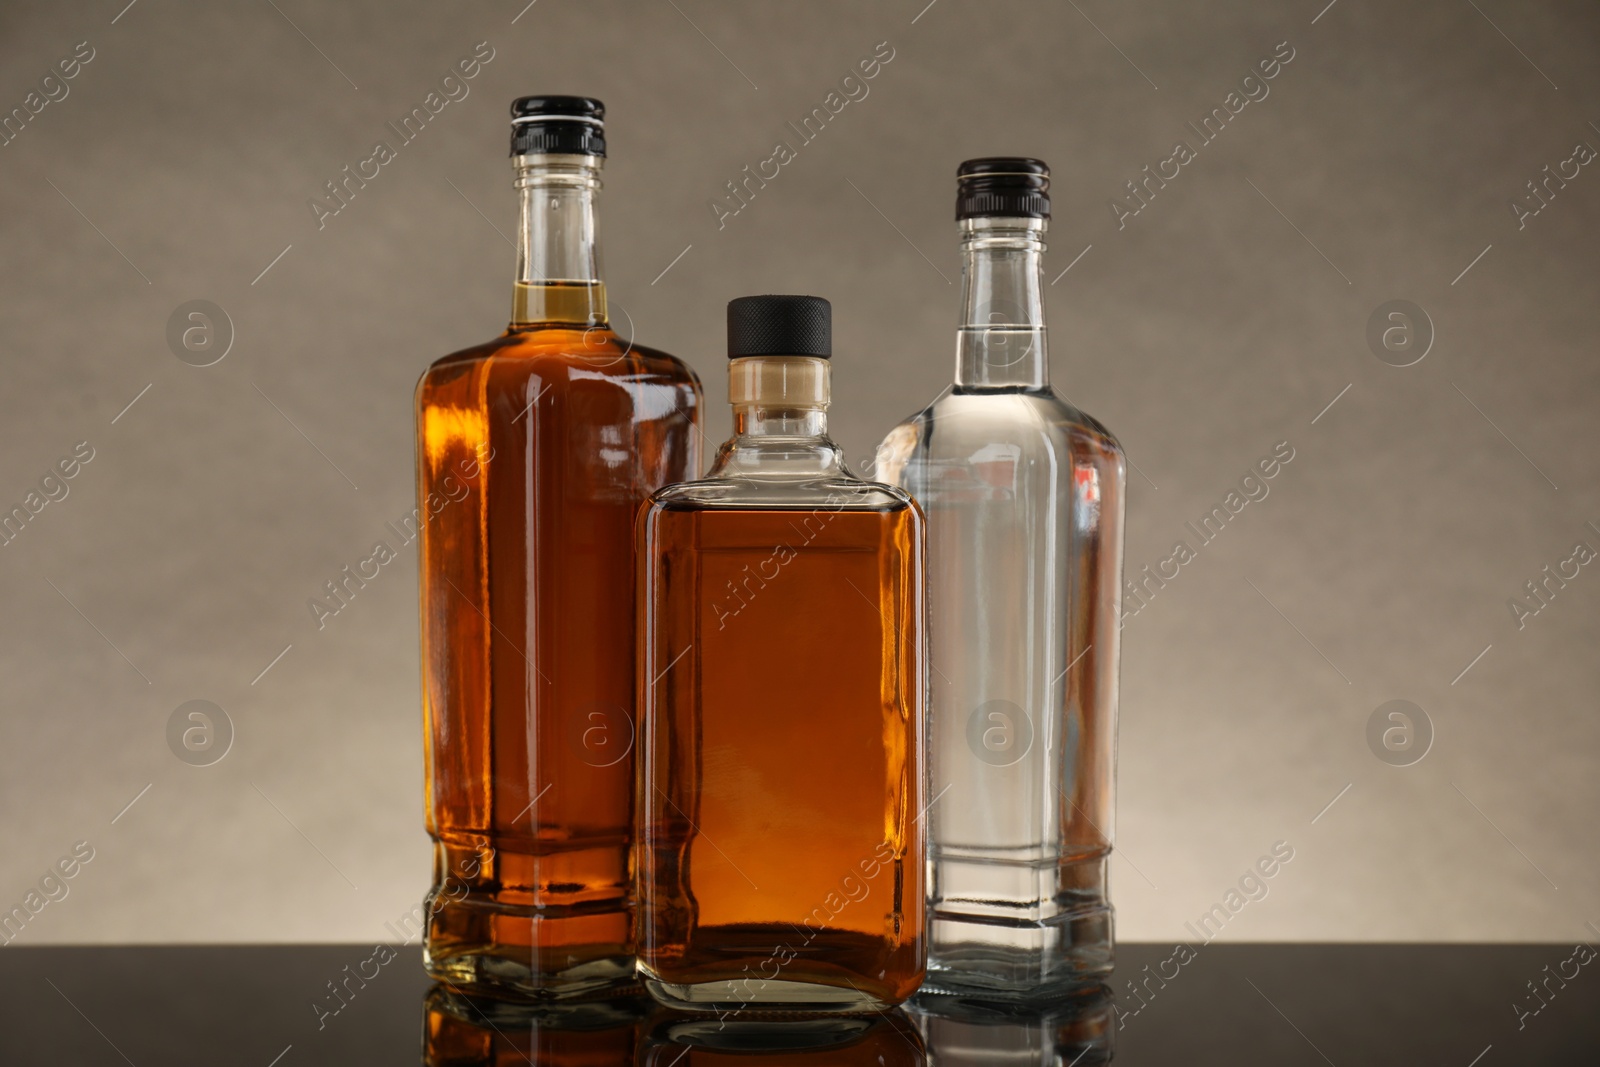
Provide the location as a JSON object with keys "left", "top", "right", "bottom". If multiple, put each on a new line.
{"left": 640, "top": 506, "right": 924, "bottom": 1006}
{"left": 638, "top": 298, "right": 926, "bottom": 1013}
{"left": 416, "top": 97, "right": 702, "bottom": 999}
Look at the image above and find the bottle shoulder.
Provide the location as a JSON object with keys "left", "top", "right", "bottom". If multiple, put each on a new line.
{"left": 875, "top": 385, "right": 1124, "bottom": 493}
{"left": 647, "top": 475, "right": 916, "bottom": 515}
{"left": 884, "top": 385, "right": 1123, "bottom": 457}
{"left": 420, "top": 326, "right": 702, "bottom": 389}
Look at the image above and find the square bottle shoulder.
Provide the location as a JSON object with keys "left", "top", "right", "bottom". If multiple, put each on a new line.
{"left": 644, "top": 476, "right": 918, "bottom": 517}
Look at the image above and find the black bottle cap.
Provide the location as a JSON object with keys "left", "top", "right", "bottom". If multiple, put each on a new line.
{"left": 956, "top": 157, "right": 1050, "bottom": 220}
{"left": 727, "top": 296, "right": 832, "bottom": 359}
{"left": 510, "top": 95, "right": 606, "bottom": 157}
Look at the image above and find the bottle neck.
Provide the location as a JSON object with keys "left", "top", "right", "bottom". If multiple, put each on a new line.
{"left": 708, "top": 357, "right": 847, "bottom": 478}
{"left": 733, "top": 406, "right": 829, "bottom": 438}
{"left": 512, "top": 153, "right": 607, "bottom": 327}
{"left": 955, "top": 217, "right": 1049, "bottom": 390}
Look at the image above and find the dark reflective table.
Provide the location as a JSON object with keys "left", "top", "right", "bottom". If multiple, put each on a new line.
{"left": 4, "top": 944, "right": 1594, "bottom": 1063}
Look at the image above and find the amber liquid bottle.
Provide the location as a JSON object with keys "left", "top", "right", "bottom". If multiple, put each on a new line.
{"left": 415, "top": 96, "right": 702, "bottom": 999}
{"left": 638, "top": 296, "right": 926, "bottom": 1014}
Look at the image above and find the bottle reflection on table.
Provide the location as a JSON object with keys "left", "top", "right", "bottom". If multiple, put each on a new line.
{"left": 638, "top": 1009, "right": 925, "bottom": 1066}
{"left": 422, "top": 984, "right": 649, "bottom": 1066}
{"left": 424, "top": 983, "right": 1109, "bottom": 1065}
{"left": 423, "top": 985, "right": 926, "bottom": 1066}
{"left": 907, "top": 984, "right": 1113, "bottom": 1066}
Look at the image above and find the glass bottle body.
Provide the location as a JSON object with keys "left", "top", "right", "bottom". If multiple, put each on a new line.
{"left": 416, "top": 153, "right": 702, "bottom": 999}
{"left": 876, "top": 218, "right": 1125, "bottom": 999}
{"left": 638, "top": 371, "right": 927, "bottom": 1013}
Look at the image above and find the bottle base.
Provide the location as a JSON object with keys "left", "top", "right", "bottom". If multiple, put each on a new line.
{"left": 922, "top": 907, "right": 1114, "bottom": 1003}
{"left": 426, "top": 948, "right": 639, "bottom": 1001}
{"left": 424, "top": 888, "right": 638, "bottom": 1001}
{"left": 642, "top": 974, "right": 899, "bottom": 1016}
{"left": 426, "top": 981, "right": 650, "bottom": 1027}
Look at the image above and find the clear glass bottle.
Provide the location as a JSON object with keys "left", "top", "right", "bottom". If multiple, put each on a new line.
{"left": 638, "top": 296, "right": 926, "bottom": 1014}
{"left": 875, "top": 159, "right": 1125, "bottom": 999}
{"left": 414, "top": 96, "right": 702, "bottom": 999}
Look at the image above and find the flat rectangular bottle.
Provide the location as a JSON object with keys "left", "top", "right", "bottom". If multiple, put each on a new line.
{"left": 876, "top": 159, "right": 1126, "bottom": 999}
{"left": 414, "top": 96, "right": 702, "bottom": 999}
{"left": 638, "top": 296, "right": 926, "bottom": 1013}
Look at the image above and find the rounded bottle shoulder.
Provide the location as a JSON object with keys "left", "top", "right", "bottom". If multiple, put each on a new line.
{"left": 422, "top": 327, "right": 700, "bottom": 384}
{"left": 899, "top": 386, "right": 1123, "bottom": 455}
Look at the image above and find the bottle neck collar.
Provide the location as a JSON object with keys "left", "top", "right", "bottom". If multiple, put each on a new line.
{"left": 955, "top": 216, "right": 1049, "bottom": 390}
{"left": 708, "top": 357, "right": 847, "bottom": 478}
{"left": 512, "top": 153, "right": 607, "bottom": 327}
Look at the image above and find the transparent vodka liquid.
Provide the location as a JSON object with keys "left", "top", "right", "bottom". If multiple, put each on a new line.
{"left": 876, "top": 191, "right": 1126, "bottom": 999}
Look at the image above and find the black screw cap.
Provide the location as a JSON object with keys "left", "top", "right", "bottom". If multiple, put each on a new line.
{"left": 511, "top": 95, "right": 605, "bottom": 157}
{"left": 956, "top": 157, "right": 1050, "bottom": 220}
{"left": 727, "top": 296, "right": 832, "bottom": 359}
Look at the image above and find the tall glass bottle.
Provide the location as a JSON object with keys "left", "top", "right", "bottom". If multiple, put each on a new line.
{"left": 875, "top": 159, "right": 1125, "bottom": 999}
{"left": 414, "top": 96, "right": 702, "bottom": 999}
{"left": 638, "top": 296, "right": 926, "bottom": 1013}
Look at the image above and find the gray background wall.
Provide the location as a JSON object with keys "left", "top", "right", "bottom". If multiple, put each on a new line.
{"left": 1, "top": 0, "right": 1595, "bottom": 945}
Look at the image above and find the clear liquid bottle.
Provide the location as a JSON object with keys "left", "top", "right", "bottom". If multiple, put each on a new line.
{"left": 638, "top": 296, "right": 926, "bottom": 1013}
{"left": 875, "top": 159, "right": 1125, "bottom": 999}
{"left": 414, "top": 96, "right": 702, "bottom": 999}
